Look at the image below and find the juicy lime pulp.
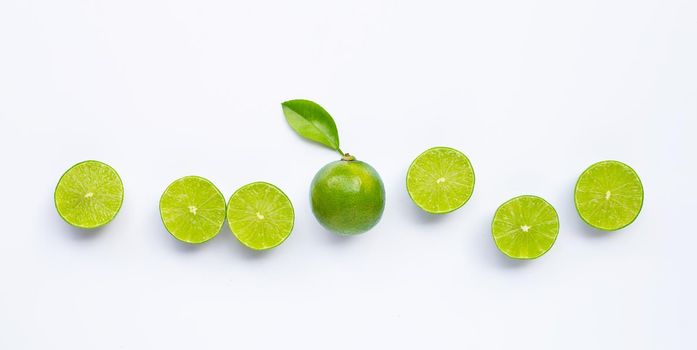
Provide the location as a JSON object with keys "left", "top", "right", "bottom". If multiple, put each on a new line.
{"left": 159, "top": 176, "right": 226, "bottom": 244}
{"left": 491, "top": 195, "right": 559, "bottom": 259}
{"left": 54, "top": 160, "right": 124, "bottom": 229}
{"left": 310, "top": 159, "right": 385, "bottom": 235}
{"left": 406, "top": 147, "right": 475, "bottom": 214}
{"left": 574, "top": 160, "right": 643, "bottom": 231}
{"left": 227, "top": 182, "right": 295, "bottom": 250}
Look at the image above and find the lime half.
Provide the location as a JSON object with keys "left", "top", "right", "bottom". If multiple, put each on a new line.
{"left": 406, "top": 147, "right": 475, "bottom": 214}
{"left": 227, "top": 182, "right": 294, "bottom": 250}
{"left": 54, "top": 160, "right": 124, "bottom": 229}
{"left": 574, "top": 160, "right": 643, "bottom": 231}
{"left": 491, "top": 195, "right": 559, "bottom": 259}
{"left": 159, "top": 176, "right": 226, "bottom": 244}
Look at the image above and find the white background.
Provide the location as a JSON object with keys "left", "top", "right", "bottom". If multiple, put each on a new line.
{"left": 1, "top": 0, "right": 695, "bottom": 349}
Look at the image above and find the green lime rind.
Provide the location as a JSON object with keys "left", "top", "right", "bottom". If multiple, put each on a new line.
{"left": 491, "top": 195, "right": 559, "bottom": 260}
{"left": 54, "top": 160, "right": 124, "bottom": 229}
{"left": 227, "top": 182, "right": 295, "bottom": 250}
{"left": 406, "top": 146, "right": 475, "bottom": 214}
{"left": 159, "top": 176, "right": 226, "bottom": 244}
{"left": 574, "top": 160, "right": 644, "bottom": 231}
{"left": 311, "top": 160, "right": 386, "bottom": 235}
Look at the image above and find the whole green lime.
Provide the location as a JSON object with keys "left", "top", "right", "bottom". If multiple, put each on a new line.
{"left": 310, "top": 156, "right": 386, "bottom": 235}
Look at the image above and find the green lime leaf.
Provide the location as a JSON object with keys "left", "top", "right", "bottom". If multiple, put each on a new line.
{"left": 281, "top": 99, "right": 342, "bottom": 154}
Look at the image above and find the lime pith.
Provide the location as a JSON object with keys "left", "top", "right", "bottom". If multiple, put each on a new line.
{"left": 491, "top": 195, "right": 559, "bottom": 259}
{"left": 227, "top": 182, "right": 295, "bottom": 250}
{"left": 54, "top": 160, "right": 124, "bottom": 229}
{"left": 406, "top": 147, "right": 475, "bottom": 214}
{"left": 159, "top": 176, "right": 226, "bottom": 244}
{"left": 574, "top": 160, "right": 643, "bottom": 231}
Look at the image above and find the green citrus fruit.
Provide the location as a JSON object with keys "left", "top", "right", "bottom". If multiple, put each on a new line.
{"left": 310, "top": 156, "right": 385, "bottom": 235}
{"left": 159, "top": 176, "right": 226, "bottom": 244}
{"left": 54, "top": 160, "right": 124, "bottom": 229}
{"left": 227, "top": 182, "right": 295, "bottom": 250}
{"left": 574, "top": 160, "right": 644, "bottom": 231}
{"left": 406, "top": 146, "right": 475, "bottom": 214}
{"left": 491, "top": 195, "right": 559, "bottom": 259}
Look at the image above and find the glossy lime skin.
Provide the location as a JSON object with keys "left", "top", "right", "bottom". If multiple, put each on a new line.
{"left": 310, "top": 160, "right": 386, "bottom": 235}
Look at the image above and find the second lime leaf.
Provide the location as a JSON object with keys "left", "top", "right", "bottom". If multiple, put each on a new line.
{"left": 281, "top": 99, "right": 341, "bottom": 153}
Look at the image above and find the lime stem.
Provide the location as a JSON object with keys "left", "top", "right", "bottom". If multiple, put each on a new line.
{"left": 341, "top": 153, "right": 356, "bottom": 161}
{"left": 337, "top": 148, "right": 345, "bottom": 157}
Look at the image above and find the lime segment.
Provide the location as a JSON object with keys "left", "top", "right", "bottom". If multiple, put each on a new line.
{"left": 406, "top": 147, "right": 475, "bottom": 214}
{"left": 54, "top": 160, "right": 124, "bottom": 229}
{"left": 159, "top": 176, "right": 226, "bottom": 244}
{"left": 574, "top": 160, "right": 643, "bottom": 231}
{"left": 227, "top": 182, "right": 294, "bottom": 250}
{"left": 492, "top": 195, "right": 559, "bottom": 259}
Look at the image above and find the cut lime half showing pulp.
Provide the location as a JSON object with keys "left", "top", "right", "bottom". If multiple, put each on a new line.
{"left": 227, "top": 182, "right": 294, "bottom": 250}
{"left": 54, "top": 160, "right": 124, "bottom": 229}
{"left": 406, "top": 147, "right": 475, "bottom": 214}
{"left": 491, "top": 195, "right": 559, "bottom": 259}
{"left": 574, "top": 160, "right": 643, "bottom": 231}
{"left": 159, "top": 176, "right": 226, "bottom": 244}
